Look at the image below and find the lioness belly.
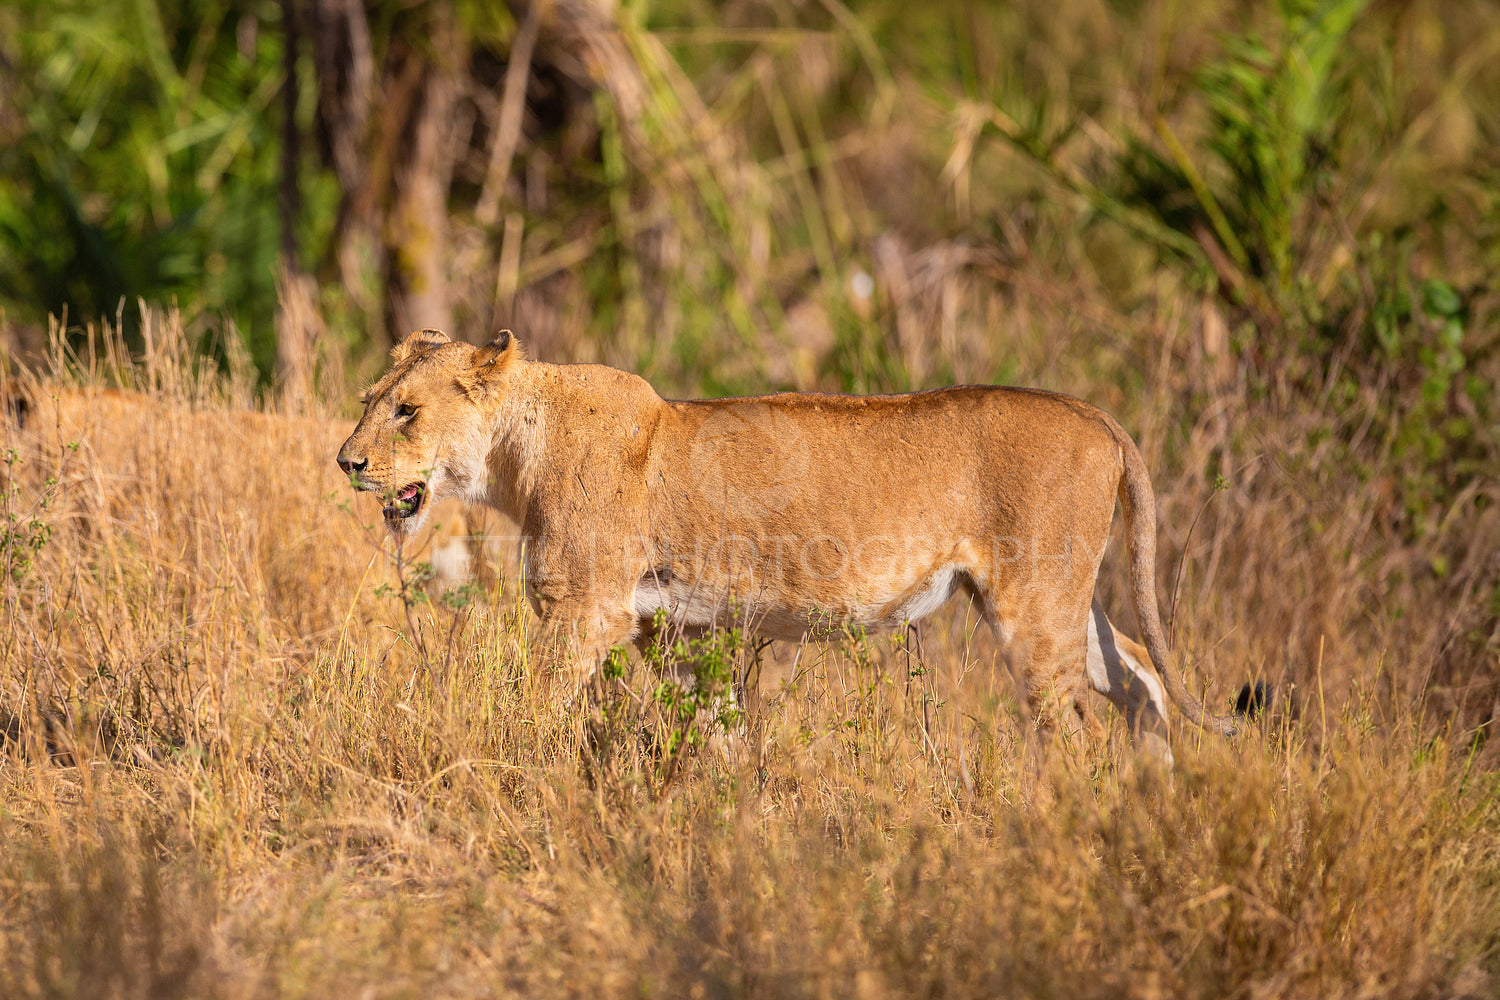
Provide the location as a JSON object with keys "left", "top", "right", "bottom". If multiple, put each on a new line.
{"left": 630, "top": 555, "right": 969, "bottom": 641}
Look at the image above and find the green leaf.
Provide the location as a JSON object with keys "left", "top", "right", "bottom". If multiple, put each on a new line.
{"left": 1422, "top": 280, "right": 1462, "bottom": 319}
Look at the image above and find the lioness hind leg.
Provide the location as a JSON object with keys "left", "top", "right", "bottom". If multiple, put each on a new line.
{"left": 1072, "top": 697, "right": 1108, "bottom": 743}
{"left": 1084, "top": 601, "right": 1174, "bottom": 767}
{"left": 1003, "top": 624, "right": 1090, "bottom": 809}
{"left": 964, "top": 578, "right": 1088, "bottom": 805}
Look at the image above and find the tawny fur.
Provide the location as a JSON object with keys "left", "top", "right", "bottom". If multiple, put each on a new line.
{"left": 337, "top": 330, "right": 1237, "bottom": 762}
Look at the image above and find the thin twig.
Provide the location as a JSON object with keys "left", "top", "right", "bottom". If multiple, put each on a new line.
{"left": 1168, "top": 478, "right": 1228, "bottom": 649}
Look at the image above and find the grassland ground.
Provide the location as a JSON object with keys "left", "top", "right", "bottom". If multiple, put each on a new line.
{"left": 0, "top": 310, "right": 1495, "bottom": 999}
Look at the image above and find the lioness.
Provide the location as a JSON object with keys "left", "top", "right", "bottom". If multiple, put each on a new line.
{"left": 338, "top": 329, "right": 1237, "bottom": 762}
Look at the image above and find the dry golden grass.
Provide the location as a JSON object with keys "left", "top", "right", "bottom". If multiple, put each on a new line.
{"left": 1, "top": 308, "right": 1496, "bottom": 1000}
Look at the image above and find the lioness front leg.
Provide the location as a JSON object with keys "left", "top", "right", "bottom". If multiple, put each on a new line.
{"left": 536, "top": 602, "right": 637, "bottom": 703}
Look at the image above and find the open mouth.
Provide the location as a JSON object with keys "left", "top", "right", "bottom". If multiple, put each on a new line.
{"left": 382, "top": 481, "right": 427, "bottom": 523}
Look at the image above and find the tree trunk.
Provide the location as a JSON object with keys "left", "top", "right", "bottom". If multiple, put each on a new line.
{"left": 388, "top": 40, "right": 461, "bottom": 338}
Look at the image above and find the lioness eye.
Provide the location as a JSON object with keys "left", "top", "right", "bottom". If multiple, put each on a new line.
{"left": 396, "top": 402, "right": 417, "bottom": 418}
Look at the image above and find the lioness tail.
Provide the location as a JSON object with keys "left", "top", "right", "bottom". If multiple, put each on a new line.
{"left": 1114, "top": 425, "right": 1238, "bottom": 737}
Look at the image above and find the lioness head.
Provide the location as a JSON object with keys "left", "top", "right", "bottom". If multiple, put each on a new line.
{"left": 337, "top": 328, "right": 518, "bottom": 534}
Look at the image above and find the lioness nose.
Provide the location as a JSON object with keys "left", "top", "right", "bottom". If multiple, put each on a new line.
{"left": 337, "top": 455, "right": 367, "bottom": 476}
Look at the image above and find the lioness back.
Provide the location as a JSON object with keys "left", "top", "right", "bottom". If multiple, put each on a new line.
{"left": 629, "top": 385, "right": 1127, "bottom": 640}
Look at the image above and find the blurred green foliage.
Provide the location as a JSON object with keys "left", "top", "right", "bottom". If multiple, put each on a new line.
{"left": 0, "top": 0, "right": 331, "bottom": 368}
{"left": 0, "top": 0, "right": 1495, "bottom": 415}
{"left": 1112, "top": 0, "right": 1372, "bottom": 308}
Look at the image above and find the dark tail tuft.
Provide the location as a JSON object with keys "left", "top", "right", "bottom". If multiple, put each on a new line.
{"left": 2, "top": 389, "right": 29, "bottom": 429}
{"left": 1235, "top": 681, "right": 1271, "bottom": 719}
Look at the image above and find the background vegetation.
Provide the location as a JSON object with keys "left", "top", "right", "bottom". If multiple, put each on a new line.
{"left": 1, "top": 0, "right": 1498, "bottom": 996}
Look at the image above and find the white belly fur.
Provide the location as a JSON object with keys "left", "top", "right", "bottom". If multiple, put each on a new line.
{"left": 631, "top": 563, "right": 964, "bottom": 638}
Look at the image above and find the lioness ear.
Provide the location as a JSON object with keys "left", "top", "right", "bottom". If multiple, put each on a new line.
{"left": 460, "top": 330, "right": 522, "bottom": 399}
{"left": 471, "top": 329, "right": 519, "bottom": 368}
{"left": 390, "top": 328, "right": 451, "bottom": 365}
